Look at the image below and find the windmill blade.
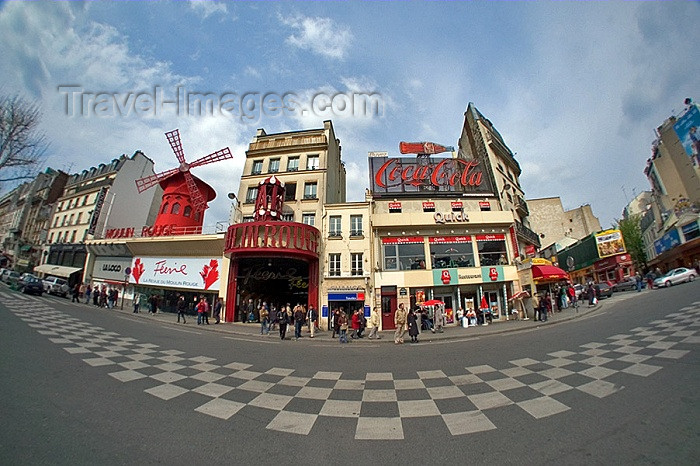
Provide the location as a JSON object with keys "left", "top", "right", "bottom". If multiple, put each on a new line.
{"left": 135, "top": 167, "right": 180, "bottom": 193}
{"left": 188, "top": 147, "right": 233, "bottom": 169}
{"left": 184, "top": 170, "right": 207, "bottom": 213}
{"left": 165, "top": 129, "right": 186, "bottom": 164}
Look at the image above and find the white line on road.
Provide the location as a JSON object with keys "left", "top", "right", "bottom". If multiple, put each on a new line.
{"left": 224, "top": 336, "right": 279, "bottom": 344}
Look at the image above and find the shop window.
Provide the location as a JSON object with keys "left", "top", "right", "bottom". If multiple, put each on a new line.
{"left": 268, "top": 158, "right": 280, "bottom": 173}
{"left": 329, "top": 253, "right": 341, "bottom": 276}
{"left": 161, "top": 203, "right": 169, "bottom": 214}
{"left": 383, "top": 237, "right": 425, "bottom": 270}
{"left": 477, "top": 235, "right": 508, "bottom": 266}
{"left": 351, "top": 253, "right": 363, "bottom": 276}
{"left": 681, "top": 221, "right": 699, "bottom": 242}
{"left": 430, "top": 236, "right": 474, "bottom": 268}
{"left": 329, "top": 216, "right": 341, "bottom": 237}
{"left": 183, "top": 205, "right": 192, "bottom": 217}
{"left": 287, "top": 157, "right": 299, "bottom": 172}
{"left": 350, "top": 215, "right": 363, "bottom": 236}
{"left": 171, "top": 203, "right": 181, "bottom": 215}
{"left": 251, "top": 160, "right": 263, "bottom": 175}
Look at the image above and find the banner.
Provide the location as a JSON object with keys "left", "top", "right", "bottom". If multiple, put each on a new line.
{"left": 129, "top": 256, "right": 221, "bottom": 291}
{"left": 595, "top": 229, "right": 626, "bottom": 258}
{"left": 673, "top": 104, "right": 700, "bottom": 164}
{"left": 87, "top": 187, "right": 107, "bottom": 235}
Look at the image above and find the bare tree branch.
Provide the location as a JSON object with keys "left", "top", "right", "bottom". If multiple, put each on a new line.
{"left": 0, "top": 94, "right": 49, "bottom": 183}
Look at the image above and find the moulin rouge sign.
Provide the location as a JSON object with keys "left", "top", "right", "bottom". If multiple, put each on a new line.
{"left": 369, "top": 157, "right": 493, "bottom": 197}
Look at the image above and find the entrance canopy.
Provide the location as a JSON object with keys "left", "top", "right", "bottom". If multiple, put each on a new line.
{"left": 33, "top": 264, "right": 82, "bottom": 278}
{"left": 532, "top": 265, "right": 569, "bottom": 283}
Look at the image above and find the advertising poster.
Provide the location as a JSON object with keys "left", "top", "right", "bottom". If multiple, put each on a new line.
{"left": 595, "top": 230, "right": 626, "bottom": 258}
{"left": 673, "top": 104, "right": 700, "bottom": 166}
{"left": 129, "top": 256, "right": 221, "bottom": 291}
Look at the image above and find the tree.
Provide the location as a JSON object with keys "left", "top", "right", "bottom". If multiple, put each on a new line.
{"left": 0, "top": 93, "right": 49, "bottom": 183}
{"left": 616, "top": 214, "right": 647, "bottom": 271}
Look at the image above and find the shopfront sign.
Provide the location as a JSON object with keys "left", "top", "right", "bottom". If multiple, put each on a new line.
{"left": 369, "top": 157, "right": 493, "bottom": 197}
{"left": 595, "top": 229, "right": 626, "bottom": 258}
{"left": 481, "top": 266, "right": 504, "bottom": 282}
{"left": 388, "top": 202, "right": 402, "bottom": 211}
{"left": 654, "top": 228, "right": 682, "bottom": 255}
{"left": 87, "top": 187, "right": 107, "bottom": 235}
{"left": 129, "top": 256, "right": 221, "bottom": 291}
{"left": 433, "top": 212, "right": 469, "bottom": 224}
{"left": 381, "top": 236, "right": 423, "bottom": 244}
{"left": 428, "top": 235, "right": 471, "bottom": 244}
{"left": 104, "top": 224, "right": 180, "bottom": 239}
{"left": 422, "top": 201, "right": 435, "bottom": 210}
{"left": 476, "top": 234, "right": 506, "bottom": 241}
{"left": 433, "top": 268, "right": 458, "bottom": 285}
{"left": 479, "top": 201, "right": 490, "bottom": 209}
{"left": 451, "top": 201, "right": 463, "bottom": 209}
{"left": 92, "top": 257, "right": 133, "bottom": 281}
{"left": 225, "top": 221, "right": 320, "bottom": 258}
{"left": 328, "top": 292, "right": 365, "bottom": 301}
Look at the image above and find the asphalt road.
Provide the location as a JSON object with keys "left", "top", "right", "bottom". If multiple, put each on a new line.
{"left": 1, "top": 282, "right": 698, "bottom": 465}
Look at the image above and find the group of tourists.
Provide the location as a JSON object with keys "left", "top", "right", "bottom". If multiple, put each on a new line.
{"left": 241, "top": 300, "right": 318, "bottom": 341}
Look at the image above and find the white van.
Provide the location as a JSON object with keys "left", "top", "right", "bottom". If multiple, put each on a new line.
{"left": 43, "top": 277, "right": 70, "bottom": 297}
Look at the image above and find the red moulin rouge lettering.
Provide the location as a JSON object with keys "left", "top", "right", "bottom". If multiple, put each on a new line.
{"left": 374, "top": 158, "right": 483, "bottom": 189}
{"left": 153, "top": 260, "right": 187, "bottom": 276}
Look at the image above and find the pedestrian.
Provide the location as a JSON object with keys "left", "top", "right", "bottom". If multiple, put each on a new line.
{"left": 539, "top": 298, "right": 548, "bottom": 322}
{"left": 71, "top": 284, "right": 80, "bottom": 303}
{"left": 332, "top": 308, "right": 342, "bottom": 338}
{"left": 293, "top": 304, "right": 305, "bottom": 340}
{"left": 260, "top": 302, "right": 269, "bottom": 335}
{"left": 567, "top": 284, "right": 576, "bottom": 309}
{"left": 286, "top": 303, "right": 293, "bottom": 330}
{"left": 241, "top": 298, "right": 252, "bottom": 323}
{"left": 394, "top": 303, "right": 407, "bottom": 344}
{"left": 357, "top": 309, "right": 366, "bottom": 338}
{"left": 85, "top": 285, "right": 92, "bottom": 304}
{"left": 338, "top": 310, "right": 349, "bottom": 344}
{"left": 635, "top": 271, "right": 643, "bottom": 292}
{"left": 213, "top": 297, "right": 222, "bottom": 324}
{"left": 433, "top": 305, "right": 445, "bottom": 333}
{"left": 307, "top": 305, "right": 317, "bottom": 338}
{"left": 407, "top": 308, "right": 419, "bottom": 343}
{"left": 93, "top": 286, "right": 99, "bottom": 306}
{"left": 351, "top": 309, "right": 361, "bottom": 340}
{"left": 197, "top": 297, "right": 210, "bottom": 325}
{"left": 269, "top": 304, "right": 278, "bottom": 332}
{"left": 467, "top": 308, "right": 477, "bottom": 326}
{"left": 277, "top": 306, "right": 288, "bottom": 340}
{"left": 133, "top": 293, "right": 140, "bottom": 313}
{"left": 176, "top": 295, "right": 187, "bottom": 323}
{"left": 587, "top": 283, "right": 596, "bottom": 307}
{"left": 367, "top": 306, "right": 381, "bottom": 339}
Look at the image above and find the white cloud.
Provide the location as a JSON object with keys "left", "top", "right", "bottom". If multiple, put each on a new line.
{"left": 244, "top": 66, "right": 261, "bottom": 79}
{"left": 188, "top": 0, "right": 228, "bottom": 20}
{"left": 279, "top": 14, "right": 352, "bottom": 60}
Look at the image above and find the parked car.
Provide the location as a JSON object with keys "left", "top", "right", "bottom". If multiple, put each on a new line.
{"left": 0, "top": 269, "right": 10, "bottom": 282}
{"left": 581, "top": 282, "right": 613, "bottom": 300}
{"left": 653, "top": 268, "right": 697, "bottom": 288}
{"left": 42, "top": 276, "right": 70, "bottom": 297}
{"left": 4, "top": 271, "right": 21, "bottom": 285}
{"left": 19, "top": 275, "right": 43, "bottom": 296}
{"left": 612, "top": 277, "right": 644, "bottom": 292}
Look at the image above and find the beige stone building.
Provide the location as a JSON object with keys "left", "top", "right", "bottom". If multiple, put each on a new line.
{"left": 527, "top": 197, "right": 601, "bottom": 254}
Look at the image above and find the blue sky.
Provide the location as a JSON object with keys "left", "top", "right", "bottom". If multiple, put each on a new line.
{"left": 1, "top": 0, "right": 698, "bottom": 229}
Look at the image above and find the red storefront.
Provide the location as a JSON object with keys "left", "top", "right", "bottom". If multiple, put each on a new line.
{"left": 594, "top": 253, "right": 634, "bottom": 283}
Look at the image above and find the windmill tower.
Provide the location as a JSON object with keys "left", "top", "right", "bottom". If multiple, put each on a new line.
{"left": 135, "top": 129, "right": 233, "bottom": 233}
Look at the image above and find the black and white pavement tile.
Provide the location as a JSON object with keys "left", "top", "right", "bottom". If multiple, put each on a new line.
{"left": 3, "top": 292, "right": 698, "bottom": 440}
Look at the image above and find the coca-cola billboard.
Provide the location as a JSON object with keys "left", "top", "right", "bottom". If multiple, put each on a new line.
{"left": 369, "top": 157, "right": 493, "bottom": 197}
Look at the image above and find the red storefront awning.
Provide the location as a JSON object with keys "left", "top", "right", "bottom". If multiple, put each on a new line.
{"left": 532, "top": 265, "right": 569, "bottom": 283}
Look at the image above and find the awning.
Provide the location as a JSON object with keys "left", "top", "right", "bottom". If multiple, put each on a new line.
{"left": 532, "top": 265, "right": 569, "bottom": 283}
{"left": 33, "top": 264, "right": 83, "bottom": 278}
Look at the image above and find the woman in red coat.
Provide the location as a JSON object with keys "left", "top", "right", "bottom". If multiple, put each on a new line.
{"left": 351, "top": 309, "right": 361, "bottom": 340}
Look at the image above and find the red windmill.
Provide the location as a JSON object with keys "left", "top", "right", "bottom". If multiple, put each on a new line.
{"left": 135, "top": 129, "right": 233, "bottom": 232}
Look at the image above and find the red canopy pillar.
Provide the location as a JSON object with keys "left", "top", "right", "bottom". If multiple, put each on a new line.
{"left": 225, "top": 259, "right": 238, "bottom": 323}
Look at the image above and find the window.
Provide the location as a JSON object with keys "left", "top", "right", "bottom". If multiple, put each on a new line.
{"left": 302, "top": 213, "right": 315, "bottom": 226}
{"left": 287, "top": 157, "right": 299, "bottom": 172}
{"left": 61, "top": 215, "right": 67, "bottom": 226}
{"left": 242, "top": 216, "right": 255, "bottom": 223}
{"left": 53, "top": 217, "right": 59, "bottom": 227}
{"left": 83, "top": 195, "right": 88, "bottom": 206}
{"left": 57, "top": 202, "right": 63, "bottom": 212}
{"left": 268, "top": 158, "right": 280, "bottom": 173}
{"left": 281, "top": 213, "right": 294, "bottom": 222}
{"left": 48, "top": 232, "right": 54, "bottom": 243}
{"left": 303, "top": 182, "right": 317, "bottom": 199}
{"left": 76, "top": 213, "right": 82, "bottom": 224}
{"left": 382, "top": 237, "right": 425, "bottom": 270}
{"left": 183, "top": 205, "right": 192, "bottom": 217}
{"left": 307, "top": 155, "right": 319, "bottom": 170}
{"left": 171, "top": 203, "right": 181, "bottom": 215}
{"left": 285, "top": 183, "right": 296, "bottom": 201}
{"left": 161, "top": 203, "right": 169, "bottom": 214}
{"left": 329, "top": 216, "right": 342, "bottom": 237}
{"left": 477, "top": 235, "right": 508, "bottom": 266}
{"left": 351, "top": 253, "right": 363, "bottom": 276}
{"left": 430, "top": 237, "right": 474, "bottom": 268}
{"left": 350, "top": 215, "right": 363, "bottom": 236}
{"left": 682, "top": 221, "right": 699, "bottom": 242}
{"left": 251, "top": 160, "right": 263, "bottom": 175}
{"left": 246, "top": 187, "right": 259, "bottom": 203}
{"left": 70, "top": 230, "right": 77, "bottom": 243}
{"left": 329, "top": 253, "right": 341, "bottom": 276}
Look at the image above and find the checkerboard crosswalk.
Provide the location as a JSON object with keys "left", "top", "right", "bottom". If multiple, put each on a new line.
{"left": 3, "top": 292, "right": 698, "bottom": 440}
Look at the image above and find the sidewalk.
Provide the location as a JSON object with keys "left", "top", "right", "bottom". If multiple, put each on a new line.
{"left": 106, "top": 299, "right": 606, "bottom": 343}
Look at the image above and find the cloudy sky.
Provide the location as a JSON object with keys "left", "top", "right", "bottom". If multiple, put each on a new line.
{"left": 1, "top": 1, "right": 697, "bottom": 229}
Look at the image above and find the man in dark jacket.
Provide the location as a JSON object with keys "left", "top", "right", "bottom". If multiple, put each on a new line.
{"left": 176, "top": 295, "right": 187, "bottom": 324}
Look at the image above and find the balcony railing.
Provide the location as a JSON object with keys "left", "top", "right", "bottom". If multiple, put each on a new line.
{"left": 515, "top": 221, "right": 540, "bottom": 249}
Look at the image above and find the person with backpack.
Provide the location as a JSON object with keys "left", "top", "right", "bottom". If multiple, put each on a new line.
{"left": 277, "top": 306, "right": 288, "bottom": 340}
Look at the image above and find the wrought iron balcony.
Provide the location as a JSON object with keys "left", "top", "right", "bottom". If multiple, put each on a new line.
{"left": 515, "top": 221, "right": 540, "bottom": 249}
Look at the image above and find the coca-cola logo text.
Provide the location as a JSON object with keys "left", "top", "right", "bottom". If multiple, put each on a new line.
{"left": 374, "top": 158, "right": 485, "bottom": 190}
